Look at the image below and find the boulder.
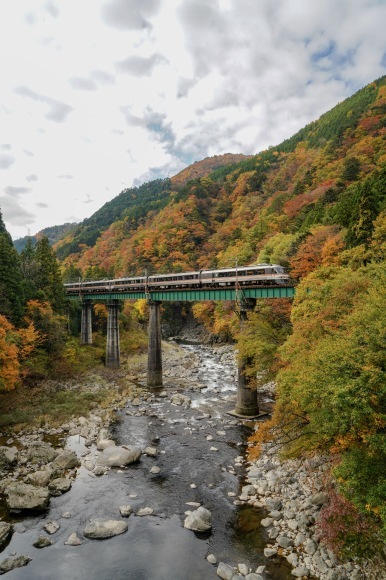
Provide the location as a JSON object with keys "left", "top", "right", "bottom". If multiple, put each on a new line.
{"left": 0, "top": 555, "right": 32, "bottom": 575}
{"left": 136, "top": 507, "right": 154, "bottom": 516}
{"left": 51, "top": 450, "right": 80, "bottom": 471}
{"left": 25, "top": 469, "right": 52, "bottom": 487}
{"left": 33, "top": 536, "right": 53, "bottom": 548}
{"left": 291, "top": 567, "right": 310, "bottom": 577}
{"left": 0, "top": 522, "right": 13, "bottom": 548}
{"left": 83, "top": 519, "right": 128, "bottom": 539}
{"left": 263, "top": 548, "right": 277, "bottom": 558}
{"left": 96, "top": 445, "right": 142, "bottom": 467}
{"left": 48, "top": 478, "right": 72, "bottom": 496}
{"left": 265, "top": 498, "right": 282, "bottom": 511}
{"left": 119, "top": 505, "right": 132, "bottom": 517}
{"left": 277, "top": 536, "right": 294, "bottom": 549}
{"left": 26, "top": 442, "right": 58, "bottom": 464}
{"left": 44, "top": 520, "right": 60, "bottom": 535}
{"left": 310, "top": 492, "right": 328, "bottom": 507}
{"left": 184, "top": 506, "right": 212, "bottom": 532}
{"left": 96, "top": 439, "right": 116, "bottom": 451}
{"left": 0, "top": 446, "right": 18, "bottom": 469}
{"left": 64, "top": 532, "right": 83, "bottom": 546}
{"left": 171, "top": 394, "right": 191, "bottom": 407}
{"left": 144, "top": 446, "right": 157, "bottom": 457}
{"left": 5, "top": 482, "right": 50, "bottom": 511}
{"left": 217, "top": 562, "right": 235, "bottom": 579}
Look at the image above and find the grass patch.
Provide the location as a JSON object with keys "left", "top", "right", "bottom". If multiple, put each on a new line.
{"left": 0, "top": 328, "right": 148, "bottom": 433}
{"left": 0, "top": 383, "right": 115, "bottom": 431}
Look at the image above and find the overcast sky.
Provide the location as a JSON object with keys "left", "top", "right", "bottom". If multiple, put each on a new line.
{"left": 1, "top": 0, "right": 386, "bottom": 240}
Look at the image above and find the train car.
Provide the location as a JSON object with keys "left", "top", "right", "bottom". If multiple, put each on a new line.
{"left": 64, "top": 280, "right": 110, "bottom": 294}
{"left": 148, "top": 271, "right": 201, "bottom": 290}
{"left": 201, "top": 264, "right": 289, "bottom": 287}
{"left": 108, "top": 277, "right": 146, "bottom": 291}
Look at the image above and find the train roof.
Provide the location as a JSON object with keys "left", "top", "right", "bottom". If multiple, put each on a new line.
{"left": 148, "top": 271, "right": 201, "bottom": 279}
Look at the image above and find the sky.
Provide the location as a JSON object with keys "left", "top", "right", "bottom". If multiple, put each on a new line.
{"left": 1, "top": 0, "right": 386, "bottom": 240}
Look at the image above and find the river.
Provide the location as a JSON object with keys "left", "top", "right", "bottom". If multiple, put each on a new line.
{"left": 1, "top": 342, "right": 292, "bottom": 579}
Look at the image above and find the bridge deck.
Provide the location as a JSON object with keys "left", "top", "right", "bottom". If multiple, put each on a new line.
{"left": 66, "top": 286, "right": 295, "bottom": 301}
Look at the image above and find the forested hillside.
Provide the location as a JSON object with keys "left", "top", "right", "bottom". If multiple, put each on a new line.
{"left": 59, "top": 76, "right": 386, "bottom": 281}
{"left": 1, "top": 74, "right": 386, "bottom": 559}
{"left": 13, "top": 222, "right": 77, "bottom": 254}
{"left": 56, "top": 74, "right": 386, "bottom": 556}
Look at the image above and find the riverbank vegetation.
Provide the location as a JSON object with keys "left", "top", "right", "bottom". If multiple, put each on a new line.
{"left": 1, "top": 75, "right": 386, "bottom": 560}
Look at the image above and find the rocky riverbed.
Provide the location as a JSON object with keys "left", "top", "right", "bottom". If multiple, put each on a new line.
{"left": 0, "top": 340, "right": 383, "bottom": 579}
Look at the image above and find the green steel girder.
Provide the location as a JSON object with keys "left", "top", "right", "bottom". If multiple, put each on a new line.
{"left": 67, "top": 285, "right": 295, "bottom": 302}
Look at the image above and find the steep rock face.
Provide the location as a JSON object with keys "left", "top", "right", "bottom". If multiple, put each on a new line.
{"left": 5, "top": 483, "right": 50, "bottom": 511}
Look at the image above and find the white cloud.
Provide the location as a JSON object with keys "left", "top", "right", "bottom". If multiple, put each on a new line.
{"left": 0, "top": 0, "right": 384, "bottom": 239}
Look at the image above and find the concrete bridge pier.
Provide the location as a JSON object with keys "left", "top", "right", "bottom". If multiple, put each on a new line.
{"left": 234, "top": 298, "right": 260, "bottom": 417}
{"left": 106, "top": 300, "right": 120, "bottom": 369}
{"left": 147, "top": 300, "right": 163, "bottom": 388}
{"left": 81, "top": 300, "right": 93, "bottom": 345}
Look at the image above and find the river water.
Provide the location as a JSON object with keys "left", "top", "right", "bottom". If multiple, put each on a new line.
{"left": 1, "top": 343, "right": 292, "bottom": 579}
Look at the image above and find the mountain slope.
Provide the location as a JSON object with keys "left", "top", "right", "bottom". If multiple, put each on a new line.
{"left": 14, "top": 222, "right": 77, "bottom": 253}
{"left": 58, "top": 75, "right": 386, "bottom": 278}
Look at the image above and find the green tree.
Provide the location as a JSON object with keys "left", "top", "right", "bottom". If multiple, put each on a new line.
{"left": 342, "top": 156, "right": 360, "bottom": 182}
{"left": 20, "top": 238, "right": 39, "bottom": 303}
{"left": 346, "top": 179, "right": 379, "bottom": 248}
{"left": 34, "top": 237, "right": 65, "bottom": 312}
{"left": 0, "top": 211, "right": 25, "bottom": 323}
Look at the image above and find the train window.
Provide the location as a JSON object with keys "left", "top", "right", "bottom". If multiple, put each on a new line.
{"left": 274, "top": 267, "right": 285, "bottom": 273}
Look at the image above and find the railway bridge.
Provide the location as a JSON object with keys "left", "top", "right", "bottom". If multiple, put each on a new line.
{"left": 65, "top": 279, "right": 295, "bottom": 418}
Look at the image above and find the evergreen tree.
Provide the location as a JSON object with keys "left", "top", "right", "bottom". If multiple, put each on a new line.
{"left": 62, "top": 264, "right": 82, "bottom": 283}
{"left": 20, "top": 238, "right": 39, "bottom": 303}
{"left": 342, "top": 156, "right": 361, "bottom": 182}
{"left": 0, "top": 210, "right": 25, "bottom": 323}
{"left": 346, "top": 178, "right": 380, "bottom": 248}
{"left": 34, "top": 236, "right": 65, "bottom": 313}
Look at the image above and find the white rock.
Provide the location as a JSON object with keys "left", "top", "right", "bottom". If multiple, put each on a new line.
{"left": 96, "top": 439, "right": 116, "bottom": 451}
{"left": 144, "top": 447, "right": 157, "bottom": 457}
{"left": 238, "top": 563, "right": 249, "bottom": 575}
{"left": 136, "top": 507, "right": 154, "bottom": 516}
{"left": 217, "top": 562, "right": 235, "bottom": 579}
{"left": 291, "top": 566, "right": 310, "bottom": 577}
{"left": 96, "top": 445, "right": 142, "bottom": 467}
{"left": 83, "top": 519, "right": 128, "bottom": 539}
{"left": 184, "top": 506, "right": 212, "bottom": 532}
{"left": 119, "top": 505, "right": 132, "bottom": 517}
{"left": 64, "top": 532, "right": 83, "bottom": 546}
{"left": 44, "top": 520, "right": 60, "bottom": 535}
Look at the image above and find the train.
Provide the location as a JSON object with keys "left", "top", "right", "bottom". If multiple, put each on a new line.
{"left": 64, "top": 264, "right": 290, "bottom": 295}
